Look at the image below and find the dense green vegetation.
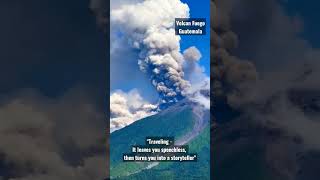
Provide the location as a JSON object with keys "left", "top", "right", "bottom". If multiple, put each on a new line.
{"left": 116, "top": 126, "right": 210, "bottom": 180}
{"left": 110, "top": 107, "right": 195, "bottom": 178}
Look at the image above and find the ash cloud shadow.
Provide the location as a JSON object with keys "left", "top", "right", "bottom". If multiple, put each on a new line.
{"left": 211, "top": 0, "right": 320, "bottom": 179}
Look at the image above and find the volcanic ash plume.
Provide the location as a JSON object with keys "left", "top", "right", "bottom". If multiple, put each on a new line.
{"left": 111, "top": 0, "right": 191, "bottom": 106}
{"left": 211, "top": 0, "right": 258, "bottom": 108}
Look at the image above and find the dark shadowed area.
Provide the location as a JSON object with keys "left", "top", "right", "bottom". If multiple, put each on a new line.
{"left": 0, "top": 0, "right": 109, "bottom": 179}
{"left": 211, "top": 0, "right": 320, "bottom": 179}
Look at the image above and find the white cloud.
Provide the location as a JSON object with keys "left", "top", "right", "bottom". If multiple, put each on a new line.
{"left": 110, "top": 89, "right": 157, "bottom": 132}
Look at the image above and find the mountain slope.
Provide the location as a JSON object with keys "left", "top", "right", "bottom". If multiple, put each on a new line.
{"left": 110, "top": 100, "right": 210, "bottom": 179}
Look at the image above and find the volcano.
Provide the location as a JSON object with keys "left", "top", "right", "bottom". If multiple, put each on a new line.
{"left": 110, "top": 99, "right": 210, "bottom": 179}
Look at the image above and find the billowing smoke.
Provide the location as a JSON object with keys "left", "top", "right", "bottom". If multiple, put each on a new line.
{"left": 212, "top": 0, "right": 320, "bottom": 178}
{"left": 183, "top": 46, "right": 202, "bottom": 62}
{"left": 111, "top": 0, "right": 191, "bottom": 106}
{"left": 183, "top": 46, "right": 203, "bottom": 79}
{"left": 0, "top": 89, "right": 106, "bottom": 179}
{"left": 182, "top": 46, "right": 210, "bottom": 109}
{"left": 109, "top": 0, "right": 210, "bottom": 132}
{"left": 211, "top": 0, "right": 258, "bottom": 107}
{"left": 110, "top": 89, "right": 157, "bottom": 132}
{"left": 211, "top": 0, "right": 320, "bottom": 148}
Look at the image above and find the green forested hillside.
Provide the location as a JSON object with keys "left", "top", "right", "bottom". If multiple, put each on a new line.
{"left": 110, "top": 105, "right": 210, "bottom": 179}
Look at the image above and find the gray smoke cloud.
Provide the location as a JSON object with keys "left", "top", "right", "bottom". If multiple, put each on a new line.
{"left": 183, "top": 46, "right": 202, "bottom": 62}
{"left": 211, "top": 0, "right": 258, "bottom": 107}
{"left": 0, "top": 88, "right": 106, "bottom": 179}
{"left": 212, "top": 0, "right": 320, "bottom": 178}
{"left": 212, "top": 0, "right": 320, "bottom": 149}
{"left": 111, "top": 0, "right": 192, "bottom": 105}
